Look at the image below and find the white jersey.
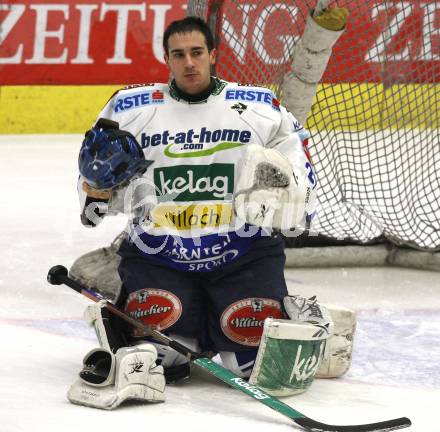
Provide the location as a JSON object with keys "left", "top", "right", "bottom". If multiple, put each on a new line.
{"left": 79, "top": 78, "right": 316, "bottom": 272}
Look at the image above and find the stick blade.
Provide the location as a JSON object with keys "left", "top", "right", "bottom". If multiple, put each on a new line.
{"left": 295, "top": 416, "right": 411, "bottom": 432}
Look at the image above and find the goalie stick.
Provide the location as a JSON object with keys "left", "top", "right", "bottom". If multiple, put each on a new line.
{"left": 47, "top": 265, "right": 411, "bottom": 432}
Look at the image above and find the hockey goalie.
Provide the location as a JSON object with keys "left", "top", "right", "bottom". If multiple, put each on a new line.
{"left": 67, "top": 6, "right": 356, "bottom": 410}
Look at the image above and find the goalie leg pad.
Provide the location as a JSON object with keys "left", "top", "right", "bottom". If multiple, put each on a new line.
{"left": 79, "top": 348, "right": 116, "bottom": 387}
{"left": 316, "top": 304, "right": 356, "bottom": 378}
{"left": 284, "top": 296, "right": 356, "bottom": 378}
{"left": 84, "top": 300, "right": 130, "bottom": 352}
{"left": 248, "top": 318, "right": 330, "bottom": 396}
{"left": 136, "top": 333, "right": 199, "bottom": 383}
{"left": 249, "top": 296, "right": 333, "bottom": 396}
{"left": 67, "top": 343, "right": 165, "bottom": 409}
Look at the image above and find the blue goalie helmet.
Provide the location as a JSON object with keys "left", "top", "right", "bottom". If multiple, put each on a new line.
{"left": 78, "top": 118, "right": 152, "bottom": 190}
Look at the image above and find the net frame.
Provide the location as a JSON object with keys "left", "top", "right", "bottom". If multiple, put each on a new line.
{"left": 187, "top": 0, "right": 440, "bottom": 252}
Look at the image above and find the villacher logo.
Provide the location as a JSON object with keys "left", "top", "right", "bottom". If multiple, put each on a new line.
{"left": 125, "top": 288, "right": 182, "bottom": 334}
{"left": 220, "top": 298, "right": 283, "bottom": 346}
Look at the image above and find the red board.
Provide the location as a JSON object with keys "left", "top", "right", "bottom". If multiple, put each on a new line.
{"left": 0, "top": 0, "right": 186, "bottom": 84}
{"left": 0, "top": 0, "right": 438, "bottom": 84}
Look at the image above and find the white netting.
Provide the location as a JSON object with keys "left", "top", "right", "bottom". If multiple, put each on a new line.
{"left": 188, "top": 0, "right": 440, "bottom": 250}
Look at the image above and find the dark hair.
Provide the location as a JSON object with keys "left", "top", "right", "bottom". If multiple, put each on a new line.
{"left": 163, "top": 16, "right": 215, "bottom": 55}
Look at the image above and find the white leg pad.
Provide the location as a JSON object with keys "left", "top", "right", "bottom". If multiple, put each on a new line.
{"left": 144, "top": 334, "right": 199, "bottom": 368}
{"left": 67, "top": 343, "right": 165, "bottom": 409}
{"left": 316, "top": 304, "right": 356, "bottom": 378}
{"left": 249, "top": 297, "right": 333, "bottom": 396}
{"left": 83, "top": 300, "right": 111, "bottom": 351}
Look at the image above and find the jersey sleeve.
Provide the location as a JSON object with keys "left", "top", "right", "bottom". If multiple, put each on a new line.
{"left": 96, "top": 97, "right": 117, "bottom": 123}
{"left": 266, "top": 106, "right": 318, "bottom": 221}
{"left": 268, "top": 107, "right": 316, "bottom": 185}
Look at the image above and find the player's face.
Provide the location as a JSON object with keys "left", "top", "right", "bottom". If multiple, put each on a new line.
{"left": 165, "top": 31, "right": 216, "bottom": 95}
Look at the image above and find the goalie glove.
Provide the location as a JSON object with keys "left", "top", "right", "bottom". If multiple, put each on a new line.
{"left": 234, "top": 145, "right": 316, "bottom": 230}
{"left": 67, "top": 344, "right": 165, "bottom": 410}
{"left": 69, "top": 232, "right": 125, "bottom": 301}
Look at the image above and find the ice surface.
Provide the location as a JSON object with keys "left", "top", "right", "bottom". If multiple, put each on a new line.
{"left": 0, "top": 136, "right": 438, "bottom": 432}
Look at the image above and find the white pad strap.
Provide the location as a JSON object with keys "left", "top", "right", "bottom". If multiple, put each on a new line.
{"left": 217, "top": 350, "right": 258, "bottom": 378}
{"left": 67, "top": 343, "right": 165, "bottom": 409}
{"left": 79, "top": 348, "right": 116, "bottom": 387}
{"left": 133, "top": 334, "right": 198, "bottom": 383}
{"left": 84, "top": 300, "right": 112, "bottom": 351}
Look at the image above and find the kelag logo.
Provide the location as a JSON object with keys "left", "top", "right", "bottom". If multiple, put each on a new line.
{"left": 153, "top": 164, "right": 234, "bottom": 201}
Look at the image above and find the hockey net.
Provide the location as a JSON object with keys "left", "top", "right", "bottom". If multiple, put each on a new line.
{"left": 187, "top": 0, "right": 440, "bottom": 252}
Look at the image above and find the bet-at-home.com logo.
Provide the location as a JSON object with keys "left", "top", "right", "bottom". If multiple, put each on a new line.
{"left": 154, "top": 164, "right": 234, "bottom": 202}
{"left": 140, "top": 127, "right": 252, "bottom": 158}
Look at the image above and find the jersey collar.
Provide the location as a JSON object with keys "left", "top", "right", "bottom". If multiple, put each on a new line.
{"left": 169, "top": 77, "right": 227, "bottom": 103}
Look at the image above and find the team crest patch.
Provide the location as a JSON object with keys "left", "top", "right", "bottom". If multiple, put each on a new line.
{"left": 125, "top": 288, "right": 182, "bottom": 335}
{"left": 220, "top": 298, "right": 283, "bottom": 346}
{"left": 231, "top": 102, "right": 248, "bottom": 114}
